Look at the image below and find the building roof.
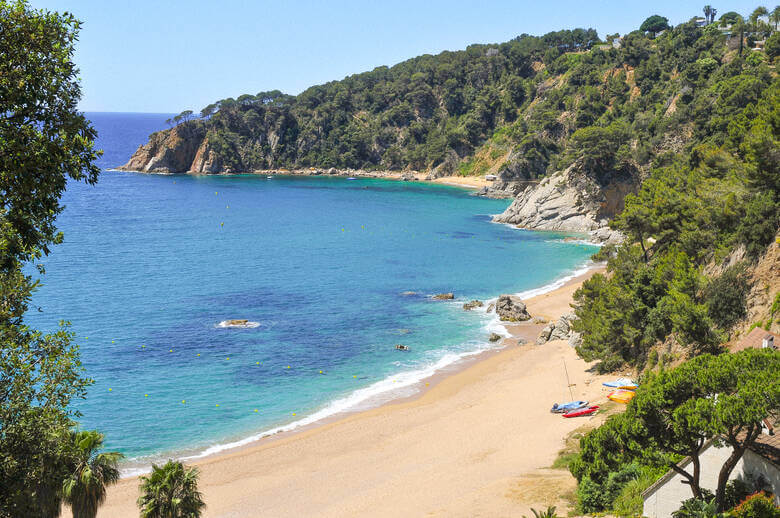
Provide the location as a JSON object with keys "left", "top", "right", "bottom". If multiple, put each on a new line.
{"left": 750, "top": 428, "right": 780, "bottom": 467}
{"left": 730, "top": 327, "right": 779, "bottom": 353}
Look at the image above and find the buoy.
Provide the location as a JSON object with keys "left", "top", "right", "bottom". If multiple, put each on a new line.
{"left": 220, "top": 222, "right": 224, "bottom": 227}
{"left": 144, "top": 394, "right": 148, "bottom": 397}
{"left": 197, "top": 353, "right": 200, "bottom": 357}
{"left": 108, "top": 388, "right": 112, "bottom": 392}
{"left": 141, "top": 345, "right": 146, "bottom": 349}
{"left": 256, "top": 361, "right": 260, "bottom": 365}
{"left": 215, "top": 191, "right": 218, "bottom": 195}
{"left": 254, "top": 409, "right": 258, "bottom": 413}
{"left": 111, "top": 340, "right": 115, "bottom": 343}
{"left": 182, "top": 400, "right": 186, "bottom": 404}
{"left": 169, "top": 349, "right": 173, "bottom": 352}
{"left": 292, "top": 412, "right": 296, "bottom": 416}
{"left": 319, "top": 370, "right": 323, "bottom": 374}
{"left": 286, "top": 365, "right": 291, "bottom": 369}
{"left": 226, "top": 357, "right": 230, "bottom": 360}
{"left": 215, "top": 404, "right": 219, "bottom": 407}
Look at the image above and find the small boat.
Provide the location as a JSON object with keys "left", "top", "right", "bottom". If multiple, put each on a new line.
{"left": 395, "top": 344, "right": 411, "bottom": 351}
{"left": 267, "top": 175, "right": 273, "bottom": 179}
{"left": 347, "top": 177, "right": 357, "bottom": 180}
{"left": 603, "top": 377, "right": 637, "bottom": 390}
{"left": 608, "top": 389, "right": 636, "bottom": 404}
{"left": 550, "top": 401, "right": 588, "bottom": 414}
{"left": 563, "top": 405, "right": 599, "bottom": 418}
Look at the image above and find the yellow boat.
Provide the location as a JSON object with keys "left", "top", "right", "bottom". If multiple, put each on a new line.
{"left": 608, "top": 389, "right": 636, "bottom": 404}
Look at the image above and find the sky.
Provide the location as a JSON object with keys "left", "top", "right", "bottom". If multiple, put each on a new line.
{"left": 29, "top": 0, "right": 766, "bottom": 113}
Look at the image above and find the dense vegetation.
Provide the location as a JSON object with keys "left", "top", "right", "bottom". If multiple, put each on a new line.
{"left": 562, "top": 6, "right": 780, "bottom": 517}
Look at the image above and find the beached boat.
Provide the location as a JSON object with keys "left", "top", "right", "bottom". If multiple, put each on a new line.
{"left": 602, "top": 377, "right": 637, "bottom": 390}
{"left": 563, "top": 405, "right": 599, "bottom": 418}
{"left": 607, "top": 389, "right": 636, "bottom": 404}
{"left": 550, "top": 400, "right": 588, "bottom": 414}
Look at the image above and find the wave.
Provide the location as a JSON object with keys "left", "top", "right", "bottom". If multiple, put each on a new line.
{"left": 120, "top": 259, "right": 600, "bottom": 477}
{"left": 215, "top": 320, "right": 261, "bottom": 329}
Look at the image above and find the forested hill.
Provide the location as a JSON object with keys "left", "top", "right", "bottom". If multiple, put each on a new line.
{"left": 121, "top": 19, "right": 776, "bottom": 196}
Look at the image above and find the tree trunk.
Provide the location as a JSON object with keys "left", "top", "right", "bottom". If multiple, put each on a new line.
{"left": 715, "top": 445, "right": 745, "bottom": 511}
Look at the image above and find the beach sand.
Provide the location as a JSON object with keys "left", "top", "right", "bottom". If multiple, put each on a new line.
{"left": 91, "top": 268, "right": 609, "bottom": 518}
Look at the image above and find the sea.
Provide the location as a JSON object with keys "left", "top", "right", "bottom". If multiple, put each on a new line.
{"left": 25, "top": 112, "right": 599, "bottom": 472}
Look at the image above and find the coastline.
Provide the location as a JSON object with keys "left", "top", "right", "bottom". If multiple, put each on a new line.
{"left": 111, "top": 166, "right": 497, "bottom": 191}
{"left": 91, "top": 264, "right": 610, "bottom": 518}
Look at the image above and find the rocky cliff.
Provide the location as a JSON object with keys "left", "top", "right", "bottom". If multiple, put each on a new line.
{"left": 492, "top": 164, "right": 632, "bottom": 243}
{"left": 120, "top": 123, "right": 206, "bottom": 173}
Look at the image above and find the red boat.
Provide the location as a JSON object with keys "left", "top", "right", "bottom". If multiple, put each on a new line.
{"left": 562, "top": 405, "right": 599, "bottom": 418}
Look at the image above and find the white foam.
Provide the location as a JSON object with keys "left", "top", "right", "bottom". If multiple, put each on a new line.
{"left": 215, "top": 320, "right": 261, "bottom": 329}
{"left": 119, "top": 262, "right": 602, "bottom": 477}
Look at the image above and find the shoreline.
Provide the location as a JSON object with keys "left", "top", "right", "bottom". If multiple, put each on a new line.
{"left": 119, "top": 261, "right": 599, "bottom": 475}
{"left": 92, "top": 264, "right": 609, "bottom": 517}
{"left": 110, "top": 167, "right": 502, "bottom": 193}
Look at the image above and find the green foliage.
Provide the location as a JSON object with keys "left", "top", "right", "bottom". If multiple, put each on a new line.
{"left": 572, "top": 350, "right": 780, "bottom": 513}
{"left": 576, "top": 463, "right": 641, "bottom": 513}
{"left": 673, "top": 495, "right": 718, "bottom": 518}
{"left": 525, "top": 506, "right": 560, "bottom": 518}
{"left": 641, "top": 15, "right": 671, "bottom": 34}
{"left": 766, "top": 32, "right": 780, "bottom": 60}
{"left": 0, "top": 2, "right": 104, "bottom": 516}
{"left": 138, "top": 461, "right": 206, "bottom": 518}
{"left": 62, "top": 431, "right": 123, "bottom": 518}
{"left": 729, "top": 492, "right": 780, "bottom": 518}
{"left": 611, "top": 466, "right": 669, "bottom": 516}
{"left": 704, "top": 264, "right": 750, "bottom": 330}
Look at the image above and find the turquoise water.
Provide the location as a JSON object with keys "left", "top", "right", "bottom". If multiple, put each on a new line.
{"left": 26, "top": 113, "right": 598, "bottom": 469}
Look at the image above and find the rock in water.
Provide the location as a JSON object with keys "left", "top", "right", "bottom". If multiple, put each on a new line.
{"left": 486, "top": 303, "right": 495, "bottom": 313}
{"left": 433, "top": 293, "right": 454, "bottom": 300}
{"left": 463, "top": 300, "right": 484, "bottom": 310}
{"left": 488, "top": 333, "right": 502, "bottom": 342}
{"left": 495, "top": 295, "right": 531, "bottom": 321}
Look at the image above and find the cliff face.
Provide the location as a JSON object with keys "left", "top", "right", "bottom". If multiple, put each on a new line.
{"left": 119, "top": 123, "right": 206, "bottom": 173}
{"left": 493, "top": 164, "right": 632, "bottom": 243}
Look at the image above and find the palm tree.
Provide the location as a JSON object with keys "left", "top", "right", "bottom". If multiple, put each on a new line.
{"left": 703, "top": 5, "right": 714, "bottom": 25}
{"left": 770, "top": 6, "right": 780, "bottom": 31}
{"left": 62, "top": 430, "right": 124, "bottom": 518}
{"left": 138, "top": 460, "right": 206, "bottom": 518}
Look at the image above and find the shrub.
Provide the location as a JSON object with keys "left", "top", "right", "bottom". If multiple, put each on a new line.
{"left": 730, "top": 492, "right": 780, "bottom": 518}
{"left": 705, "top": 264, "right": 750, "bottom": 330}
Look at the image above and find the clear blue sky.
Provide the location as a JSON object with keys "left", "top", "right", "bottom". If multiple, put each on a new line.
{"left": 30, "top": 0, "right": 764, "bottom": 113}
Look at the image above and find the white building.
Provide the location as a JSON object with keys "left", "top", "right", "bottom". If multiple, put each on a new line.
{"left": 642, "top": 432, "right": 780, "bottom": 518}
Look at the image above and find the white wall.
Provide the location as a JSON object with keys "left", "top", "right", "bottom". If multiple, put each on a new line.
{"left": 643, "top": 443, "right": 780, "bottom": 518}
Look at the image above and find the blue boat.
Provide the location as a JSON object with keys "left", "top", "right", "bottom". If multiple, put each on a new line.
{"left": 550, "top": 400, "right": 588, "bottom": 414}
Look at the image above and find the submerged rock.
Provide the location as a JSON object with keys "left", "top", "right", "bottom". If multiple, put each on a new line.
{"left": 432, "top": 293, "right": 455, "bottom": 300}
{"left": 495, "top": 295, "right": 531, "bottom": 322}
{"left": 463, "top": 300, "right": 484, "bottom": 310}
{"left": 218, "top": 319, "right": 260, "bottom": 329}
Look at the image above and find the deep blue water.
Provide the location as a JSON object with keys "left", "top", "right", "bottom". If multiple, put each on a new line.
{"left": 26, "top": 113, "right": 598, "bottom": 468}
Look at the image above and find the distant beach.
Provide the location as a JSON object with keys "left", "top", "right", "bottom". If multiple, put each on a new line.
{"left": 90, "top": 266, "right": 614, "bottom": 518}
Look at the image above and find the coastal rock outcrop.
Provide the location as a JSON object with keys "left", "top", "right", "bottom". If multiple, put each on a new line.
{"left": 463, "top": 300, "right": 484, "bottom": 310}
{"left": 433, "top": 293, "right": 455, "bottom": 300}
{"left": 488, "top": 333, "right": 502, "bottom": 342}
{"left": 119, "top": 123, "right": 206, "bottom": 173}
{"left": 492, "top": 164, "right": 631, "bottom": 244}
{"left": 536, "top": 313, "right": 578, "bottom": 345}
{"left": 495, "top": 295, "right": 531, "bottom": 322}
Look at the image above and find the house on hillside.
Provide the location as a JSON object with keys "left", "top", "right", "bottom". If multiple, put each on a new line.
{"left": 642, "top": 431, "right": 780, "bottom": 518}
{"left": 731, "top": 328, "right": 778, "bottom": 352}
{"left": 693, "top": 17, "right": 708, "bottom": 27}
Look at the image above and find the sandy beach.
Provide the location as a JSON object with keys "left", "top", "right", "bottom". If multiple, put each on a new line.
{"left": 92, "top": 267, "right": 609, "bottom": 518}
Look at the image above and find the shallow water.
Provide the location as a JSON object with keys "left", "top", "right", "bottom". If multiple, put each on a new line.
{"left": 26, "top": 113, "right": 599, "bottom": 467}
